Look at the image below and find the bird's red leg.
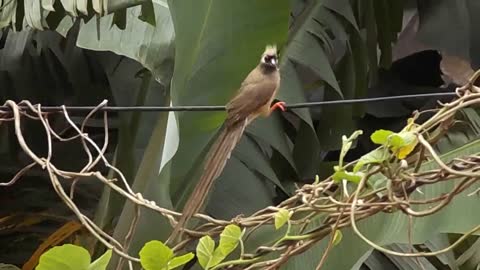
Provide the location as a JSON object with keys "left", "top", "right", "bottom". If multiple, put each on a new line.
{"left": 270, "top": 101, "right": 286, "bottom": 112}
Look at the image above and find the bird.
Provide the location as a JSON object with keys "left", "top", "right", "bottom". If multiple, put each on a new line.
{"left": 168, "top": 44, "right": 285, "bottom": 243}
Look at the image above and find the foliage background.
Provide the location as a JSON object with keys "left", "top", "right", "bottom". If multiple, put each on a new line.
{"left": 0, "top": 0, "right": 480, "bottom": 269}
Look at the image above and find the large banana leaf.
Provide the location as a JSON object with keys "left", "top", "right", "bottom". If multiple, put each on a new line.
{"left": 76, "top": 0, "right": 175, "bottom": 86}
{"left": 0, "top": 0, "right": 153, "bottom": 31}
{"left": 166, "top": 0, "right": 291, "bottom": 217}
{"left": 72, "top": 1, "right": 178, "bottom": 266}
{"left": 414, "top": 0, "right": 480, "bottom": 69}
{"left": 278, "top": 0, "right": 404, "bottom": 179}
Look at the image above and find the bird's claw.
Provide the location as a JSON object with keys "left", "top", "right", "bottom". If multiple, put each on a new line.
{"left": 270, "top": 101, "right": 286, "bottom": 112}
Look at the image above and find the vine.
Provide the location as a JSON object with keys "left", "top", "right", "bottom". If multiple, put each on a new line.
{"left": 3, "top": 70, "right": 480, "bottom": 269}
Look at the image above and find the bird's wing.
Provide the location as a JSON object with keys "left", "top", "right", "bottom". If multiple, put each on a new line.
{"left": 226, "top": 78, "right": 278, "bottom": 125}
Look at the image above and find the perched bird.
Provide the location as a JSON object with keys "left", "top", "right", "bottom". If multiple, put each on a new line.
{"left": 168, "top": 45, "right": 285, "bottom": 242}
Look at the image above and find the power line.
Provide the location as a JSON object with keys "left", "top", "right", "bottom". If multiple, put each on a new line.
{"left": 1, "top": 92, "right": 456, "bottom": 112}
{"left": 284, "top": 92, "right": 456, "bottom": 108}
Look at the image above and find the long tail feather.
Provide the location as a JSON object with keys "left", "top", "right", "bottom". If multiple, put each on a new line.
{"left": 168, "top": 120, "right": 247, "bottom": 243}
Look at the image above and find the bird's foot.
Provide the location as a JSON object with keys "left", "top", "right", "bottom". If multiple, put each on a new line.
{"left": 270, "top": 101, "right": 286, "bottom": 112}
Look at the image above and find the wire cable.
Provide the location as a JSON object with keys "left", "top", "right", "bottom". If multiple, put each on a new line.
{"left": 0, "top": 92, "right": 457, "bottom": 112}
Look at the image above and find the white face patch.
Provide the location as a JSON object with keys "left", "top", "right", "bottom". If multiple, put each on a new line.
{"left": 262, "top": 55, "right": 277, "bottom": 66}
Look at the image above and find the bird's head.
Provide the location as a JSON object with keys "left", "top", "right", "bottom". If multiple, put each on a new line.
{"left": 260, "top": 45, "right": 279, "bottom": 69}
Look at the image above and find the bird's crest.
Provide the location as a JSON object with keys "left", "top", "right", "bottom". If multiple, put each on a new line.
{"left": 263, "top": 44, "right": 277, "bottom": 56}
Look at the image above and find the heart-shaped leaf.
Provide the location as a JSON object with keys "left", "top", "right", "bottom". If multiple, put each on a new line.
{"left": 370, "top": 129, "right": 394, "bottom": 145}
{"left": 274, "top": 208, "right": 291, "bottom": 230}
{"left": 168, "top": 253, "right": 195, "bottom": 270}
{"left": 217, "top": 225, "right": 242, "bottom": 256}
{"left": 139, "top": 240, "right": 174, "bottom": 270}
{"left": 36, "top": 244, "right": 90, "bottom": 270}
{"left": 88, "top": 250, "right": 112, "bottom": 270}
{"left": 353, "top": 148, "right": 389, "bottom": 172}
{"left": 196, "top": 236, "right": 216, "bottom": 269}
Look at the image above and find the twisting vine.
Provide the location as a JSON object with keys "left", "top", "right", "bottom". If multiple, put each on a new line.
{"left": 1, "top": 70, "right": 480, "bottom": 269}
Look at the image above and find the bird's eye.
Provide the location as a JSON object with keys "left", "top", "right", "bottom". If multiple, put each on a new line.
{"left": 264, "top": 55, "right": 277, "bottom": 65}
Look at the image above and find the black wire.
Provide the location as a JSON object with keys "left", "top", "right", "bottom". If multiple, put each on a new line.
{"left": 1, "top": 92, "right": 457, "bottom": 112}
{"left": 286, "top": 92, "right": 456, "bottom": 108}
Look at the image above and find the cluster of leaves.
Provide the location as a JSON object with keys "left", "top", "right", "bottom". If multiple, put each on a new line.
{"left": 333, "top": 119, "right": 419, "bottom": 187}
{"left": 33, "top": 224, "right": 244, "bottom": 270}
{"left": 196, "top": 225, "right": 242, "bottom": 270}
{"left": 138, "top": 241, "right": 193, "bottom": 270}
{"left": 32, "top": 209, "right": 338, "bottom": 270}
{"left": 35, "top": 245, "right": 112, "bottom": 270}
{"left": 355, "top": 128, "right": 418, "bottom": 171}
{"left": 34, "top": 241, "right": 193, "bottom": 270}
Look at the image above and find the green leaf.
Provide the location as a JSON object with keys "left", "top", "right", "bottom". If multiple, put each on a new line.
{"left": 232, "top": 135, "right": 287, "bottom": 194}
{"left": 88, "top": 250, "right": 112, "bottom": 270}
{"left": 353, "top": 148, "right": 389, "bottom": 172}
{"left": 139, "top": 1, "right": 157, "bottom": 26}
{"left": 370, "top": 130, "right": 417, "bottom": 159}
{"left": 417, "top": 0, "right": 470, "bottom": 61}
{"left": 112, "top": 9, "right": 127, "bottom": 30}
{"left": 293, "top": 121, "right": 322, "bottom": 181}
{"left": 392, "top": 131, "right": 418, "bottom": 159}
{"left": 284, "top": 140, "right": 480, "bottom": 270}
{"left": 274, "top": 208, "right": 291, "bottom": 230}
{"left": 196, "top": 225, "right": 243, "bottom": 269}
{"left": 339, "top": 130, "right": 363, "bottom": 167}
{"left": 217, "top": 224, "right": 242, "bottom": 256}
{"left": 425, "top": 235, "right": 459, "bottom": 269}
{"left": 196, "top": 236, "right": 216, "bottom": 269}
{"left": 168, "top": 253, "right": 195, "bottom": 270}
{"left": 332, "top": 230, "right": 343, "bottom": 246}
{"left": 363, "top": 0, "right": 379, "bottom": 84}
{"left": 36, "top": 244, "right": 90, "bottom": 270}
{"left": 167, "top": 0, "right": 290, "bottom": 215}
{"left": 370, "top": 129, "right": 394, "bottom": 145}
{"left": 285, "top": 33, "right": 341, "bottom": 97}
{"left": 281, "top": 1, "right": 361, "bottom": 100}
{"left": 77, "top": 2, "right": 175, "bottom": 85}
{"left": 350, "top": 29, "right": 368, "bottom": 117}
{"left": 139, "top": 240, "right": 174, "bottom": 270}
{"left": 0, "top": 0, "right": 16, "bottom": 29}
{"left": 324, "top": 0, "right": 359, "bottom": 30}
{"left": 206, "top": 250, "right": 225, "bottom": 270}
{"left": 205, "top": 157, "right": 278, "bottom": 221}
{"left": 373, "top": 0, "right": 394, "bottom": 68}
{"left": 388, "top": 134, "right": 405, "bottom": 148}
{"left": 332, "top": 170, "right": 363, "bottom": 184}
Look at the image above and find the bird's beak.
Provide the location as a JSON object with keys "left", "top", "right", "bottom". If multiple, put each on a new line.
{"left": 271, "top": 58, "right": 277, "bottom": 66}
